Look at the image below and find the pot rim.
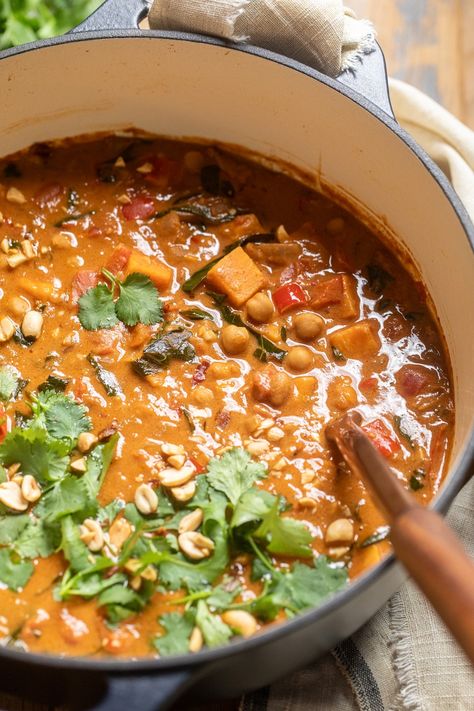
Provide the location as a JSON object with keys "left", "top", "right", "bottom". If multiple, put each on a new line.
{"left": 0, "top": 29, "right": 473, "bottom": 673}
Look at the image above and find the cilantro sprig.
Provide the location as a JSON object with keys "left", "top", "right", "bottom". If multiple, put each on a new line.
{"left": 78, "top": 269, "right": 163, "bottom": 330}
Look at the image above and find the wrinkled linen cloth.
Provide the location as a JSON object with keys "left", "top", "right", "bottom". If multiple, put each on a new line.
{"left": 148, "top": 0, "right": 375, "bottom": 76}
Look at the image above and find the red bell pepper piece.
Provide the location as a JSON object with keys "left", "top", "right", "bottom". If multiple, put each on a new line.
{"left": 0, "top": 404, "right": 8, "bottom": 443}
{"left": 122, "top": 196, "right": 155, "bottom": 221}
{"left": 272, "top": 282, "right": 308, "bottom": 313}
{"left": 362, "top": 419, "right": 400, "bottom": 458}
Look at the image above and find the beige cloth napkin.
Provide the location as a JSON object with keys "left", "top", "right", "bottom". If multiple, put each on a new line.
{"left": 148, "top": 0, "right": 375, "bottom": 76}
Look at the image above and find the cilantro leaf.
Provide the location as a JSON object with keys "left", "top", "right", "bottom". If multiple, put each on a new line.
{"left": 0, "top": 365, "right": 26, "bottom": 402}
{"left": 195, "top": 600, "right": 232, "bottom": 648}
{"left": 61, "top": 515, "right": 92, "bottom": 572}
{"left": 115, "top": 273, "right": 163, "bottom": 327}
{"left": 0, "top": 428, "right": 69, "bottom": 484}
{"left": 254, "top": 499, "right": 313, "bottom": 558}
{"left": 153, "top": 611, "right": 195, "bottom": 656}
{"left": 15, "top": 518, "right": 59, "bottom": 559}
{"left": 0, "top": 514, "right": 30, "bottom": 544}
{"left": 251, "top": 557, "right": 348, "bottom": 621}
{"left": 231, "top": 488, "right": 276, "bottom": 529}
{"left": 207, "top": 448, "right": 267, "bottom": 506}
{"left": 0, "top": 549, "right": 34, "bottom": 590}
{"left": 32, "top": 391, "right": 91, "bottom": 445}
{"left": 37, "top": 477, "right": 95, "bottom": 523}
{"left": 78, "top": 284, "right": 118, "bottom": 330}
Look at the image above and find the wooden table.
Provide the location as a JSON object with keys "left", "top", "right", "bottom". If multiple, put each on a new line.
{"left": 1, "top": 3, "right": 470, "bottom": 710}
{"left": 351, "top": 0, "right": 474, "bottom": 128}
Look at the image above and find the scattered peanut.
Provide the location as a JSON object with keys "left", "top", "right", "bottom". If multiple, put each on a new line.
{"left": 188, "top": 626, "right": 204, "bottom": 652}
{"left": 167, "top": 453, "right": 186, "bottom": 469}
{"left": 170, "top": 480, "right": 197, "bottom": 503}
{"left": 325, "top": 518, "right": 354, "bottom": 544}
{"left": 136, "top": 162, "right": 153, "bottom": 174}
{"left": 329, "top": 546, "right": 351, "bottom": 559}
{"left": 158, "top": 465, "right": 195, "bottom": 488}
{"left": 178, "top": 531, "right": 215, "bottom": 560}
{"left": 178, "top": 508, "right": 203, "bottom": 534}
{"left": 135, "top": 483, "right": 158, "bottom": 515}
{"left": 21, "top": 310, "right": 43, "bottom": 340}
{"left": 114, "top": 156, "right": 126, "bottom": 168}
{"left": 246, "top": 439, "right": 270, "bottom": 456}
{"left": 0, "top": 316, "right": 15, "bottom": 343}
{"left": 70, "top": 457, "right": 87, "bottom": 474}
{"left": 161, "top": 443, "right": 185, "bottom": 457}
{"left": 77, "top": 432, "right": 98, "bottom": 453}
{"left": 6, "top": 252, "right": 27, "bottom": 268}
{"left": 6, "top": 187, "right": 26, "bottom": 204}
{"left": 21, "top": 475, "right": 41, "bottom": 503}
{"left": 20, "top": 240, "right": 35, "bottom": 259}
{"left": 267, "top": 426, "right": 285, "bottom": 442}
{"left": 8, "top": 295, "right": 31, "bottom": 318}
{"left": 221, "top": 610, "right": 258, "bottom": 638}
{"left": 79, "top": 519, "right": 104, "bottom": 552}
{"left": 0, "top": 481, "right": 29, "bottom": 511}
{"left": 109, "top": 518, "right": 133, "bottom": 549}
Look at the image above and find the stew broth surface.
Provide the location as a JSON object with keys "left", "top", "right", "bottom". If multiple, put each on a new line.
{"left": 0, "top": 135, "right": 453, "bottom": 657}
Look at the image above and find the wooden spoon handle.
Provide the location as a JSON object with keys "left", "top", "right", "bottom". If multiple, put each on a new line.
{"left": 391, "top": 506, "right": 474, "bottom": 664}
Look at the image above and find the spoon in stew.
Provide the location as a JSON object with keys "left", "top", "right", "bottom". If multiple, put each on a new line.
{"left": 326, "top": 411, "right": 474, "bottom": 665}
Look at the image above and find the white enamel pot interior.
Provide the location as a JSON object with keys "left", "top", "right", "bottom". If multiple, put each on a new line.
{"left": 0, "top": 26, "right": 473, "bottom": 707}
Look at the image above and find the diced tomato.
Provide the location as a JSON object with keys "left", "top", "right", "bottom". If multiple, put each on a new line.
{"left": 0, "top": 404, "right": 8, "bottom": 443}
{"left": 34, "top": 182, "right": 63, "bottom": 207}
{"left": 359, "top": 377, "right": 378, "bottom": 393}
{"left": 89, "top": 328, "right": 121, "bottom": 356}
{"left": 88, "top": 226, "right": 103, "bottom": 238}
{"left": 192, "top": 359, "right": 210, "bottom": 385}
{"left": 311, "top": 275, "right": 344, "bottom": 309}
{"left": 105, "top": 244, "right": 132, "bottom": 275}
{"left": 362, "top": 419, "right": 400, "bottom": 458}
{"left": 189, "top": 455, "right": 206, "bottom": 474}
{"left": 122, "top": 196, "right": 155, "bottom": 221}
{"left": 397, "top": 366, "right": 428, "bottom": 397}
{"left": 71, "top": 270, "right": 99, "bottom": 302}
{"left": 272, "top": 282, "right": 308, "bottom": 313}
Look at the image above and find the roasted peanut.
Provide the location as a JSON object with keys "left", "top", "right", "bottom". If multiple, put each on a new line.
{"left": 178, "top": 531, "right": 215, "bottom": 560}
{"left": 0, "top": 481, "right": 28, "bottom": 511}
{"left": 79, "top": 519, "right": 104, "bottom": 552}
{"left": 221, "top": 610, "right": 258, "bottom": 638}
{"left": 135, "top": 483, "right": 158, "bottom": 515}
{"left": 178, "top": 508, "right": 203, "bottom": 534}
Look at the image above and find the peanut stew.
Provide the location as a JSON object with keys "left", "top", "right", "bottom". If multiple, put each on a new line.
{"left": 0, "top": 135, "right": 453, "bottom": 657}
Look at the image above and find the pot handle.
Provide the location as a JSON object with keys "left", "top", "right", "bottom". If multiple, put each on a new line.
{"left": 70, "top": 0, "right": 149, "bottom": 34}
{"left": 86, "top": 669, "right": 194, "bottom": 711}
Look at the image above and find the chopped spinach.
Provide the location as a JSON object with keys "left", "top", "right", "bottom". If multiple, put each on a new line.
{"left": 366, "top": 263, "right": 394, "bottom": 295}
{"left": 54, "top": 211, "right": 95, "bottom": 228}
{"left": 133, "top": 329, "right": 196, "bottom": 377}
{"left": 87, "top": 354, "right": 123, "bottom": 397}
{"left": 38, "top": 375, "right": 70, "bottom": 393}
{"left": 359, "top": 526, "right": 390, "bottom": 548}
{"left": 409, "top": 468, "right": 425, "bottom": 491}
{"left": 179, "top": 308, "right": 215, "bottom": 321}
{"left": 200, "top": 164, "right": 234, "bottom": 197}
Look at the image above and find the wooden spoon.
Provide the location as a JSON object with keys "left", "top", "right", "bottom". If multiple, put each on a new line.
{"left": 326, "top": 411, "right": 474, "bottom": 664}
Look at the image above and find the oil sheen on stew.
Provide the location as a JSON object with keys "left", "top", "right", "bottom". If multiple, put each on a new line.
{"left": 0, "top": 135, "right": 453, "bottom": 658}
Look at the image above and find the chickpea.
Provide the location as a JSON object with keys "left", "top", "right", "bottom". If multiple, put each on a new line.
{"left": 286, "top": 346, "right": 313, "bottom": 372}
{"left": 293, "top": 312, "right": 324, "bottom": 340}
{"left": 253, "top": 365, "right": 292, "bottom": 408}
{"left": 327, "top": 376, "right": 358, "bottom": 410}
{"left": 8, "top": 295, "right": 31, "bottom": 318}
{"left": 246, "top": 292, "right": 274, "bottom": 323}
{"left": 220, "top": 325, "right": 249, "bottom": 355}
{"left": 192, "top": 385, "right": 214, "bottom": 406}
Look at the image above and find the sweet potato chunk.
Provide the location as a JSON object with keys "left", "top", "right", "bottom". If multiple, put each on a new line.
{"left": 17, "top": 277, "right": 61, "bottom": 304}
{"left": 311, "top": 274, "right": 358, "bottom": 320}
{"left": 206, "top": 247, "right": 267, "bottom": 306}
{"left": 126, "top": 250, "right": 172, "bottom": 290}
{"left": 330, "top": 320, "right": 380, "bottom": 359}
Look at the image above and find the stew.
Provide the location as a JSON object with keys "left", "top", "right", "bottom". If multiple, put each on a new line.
{"left": 0, "top": 135, "right": 453, "bottom": 657}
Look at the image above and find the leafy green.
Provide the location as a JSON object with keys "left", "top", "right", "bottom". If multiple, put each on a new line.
{"left": 359, "top": 526, "right": 390, "bottom": 548}
{"left": 195, "top": 600, "right": 232, "bottom": 648}
{"left": 78, "top": 270, "right": 163, "bottom": 330}
{"left": 179, "top": 308, "right": 215, "bottom": 321}
{"left": 61, "top": 515, "right": 91, "bottom": 572}
{"left": 133, "top": 329, "right": 195, "bottom": 377}
{"left": 38, "top": 374, "right": 70, "bottom": 393}
{"left": 0, "top": 428, "right": 69, "bottom": 484}
{"left": 410, "top": 467, "right": 425, "bottom": 491}
{"left": 251, "top": 557, "right": 348, "bottom": 621}
{"left": 207, "top": 448, "right": 267, "bottom": 506}
{"left": 0, "top": 0, "right": 102, "bottom": 51}
{"left": 253, "top": 499, "right": 313, "bottom": 558}
{"left": 0, "top": 366, "right": 26, "bottom": 402}
{"left": 87, "top": 355, "right": 123, "bottom": 397}
{"left": 53, "top": 211, "right": 95, "bottom": 228}
{"left": 366, "top": 263, "right": 394, "bottom": 295}
{"left": 15, "top": 518, "right": 59, "bottom": 559}
{"left": 154, "top": 611, "right": 195, "bottom": 657}
{"left": 31, "top": 390, "right": 91, "bottom": 445}
{"left": 394, "top": 415, "right": 416, "bottom": 449}
{"left": 231, "top": 488, "right": 276, "bottom": 528}
{"left": 0, "top": 514, "right": 30, "bottom": 544}
{"left": 78, "top": 284, "right": 119, "bottom": 330}
{"left": 0, "top": 549, "right": 34, "bottom": 590}
{"left": 115, "top": 273, "right": 163, "bottom": 327}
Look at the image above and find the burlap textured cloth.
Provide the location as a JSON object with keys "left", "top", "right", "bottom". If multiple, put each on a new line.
{"left": 149, "top": 2, "right": 474, "bottom": 708}
{"left": 148, "top": 0, "right": 375, "bottom": 77}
